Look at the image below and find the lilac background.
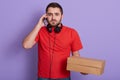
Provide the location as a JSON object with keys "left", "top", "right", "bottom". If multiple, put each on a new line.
{"left": 0, "top": 0, "right": 120, "bottom": 80}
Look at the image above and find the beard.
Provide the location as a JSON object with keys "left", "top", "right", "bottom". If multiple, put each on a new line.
{"left": 47, "top": 18, "right": 62, "bottom": 27}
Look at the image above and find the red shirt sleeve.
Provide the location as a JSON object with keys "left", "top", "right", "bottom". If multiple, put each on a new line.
{"left": 71, "top": 29, "right": 83, "bottom": 52}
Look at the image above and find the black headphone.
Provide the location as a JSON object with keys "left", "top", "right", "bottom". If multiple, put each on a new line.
{"left": 46, "top": 23, "right": 62, "bottom": 33}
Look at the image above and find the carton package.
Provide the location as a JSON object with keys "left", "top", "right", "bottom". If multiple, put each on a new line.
{"left": 66, "top": 56, "right": 105, "bottom": 75}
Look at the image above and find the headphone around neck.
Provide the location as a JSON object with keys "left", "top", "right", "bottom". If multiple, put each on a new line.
{"left": 46, "top": 23, "right": 63, "bottom": 33}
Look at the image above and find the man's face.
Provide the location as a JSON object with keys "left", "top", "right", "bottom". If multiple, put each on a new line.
{"left": 46, "top": 7, "right": 63, "bottom": 27}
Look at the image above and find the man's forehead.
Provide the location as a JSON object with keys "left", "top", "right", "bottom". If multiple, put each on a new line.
{"left": 47, "top": 7, "right": 61, "bottom": 13}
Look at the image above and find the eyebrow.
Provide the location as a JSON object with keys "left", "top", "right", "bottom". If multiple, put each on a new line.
{"left": 47, "top": 12, "right": 60, "bottom": 16}
{"left": 47, "top": 12, "right": 60, "bottom": 14}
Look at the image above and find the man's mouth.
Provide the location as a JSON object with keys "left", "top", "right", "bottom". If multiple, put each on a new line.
{"left": 51, "top": 19, "right": 57, "bottom": 22}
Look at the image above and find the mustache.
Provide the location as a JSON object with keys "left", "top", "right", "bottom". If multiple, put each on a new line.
{"left": 51, "top": 19, "right": 57, "bottom": 21}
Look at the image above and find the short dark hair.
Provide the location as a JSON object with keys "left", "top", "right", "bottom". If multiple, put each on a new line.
{"left": 46, "top": 2, "right": 63, "bottom": 14}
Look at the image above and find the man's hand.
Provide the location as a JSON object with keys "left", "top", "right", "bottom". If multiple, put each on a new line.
{"left": 80, "top": 72, "right": 88, "bottom": 75}
{"left": 38, "top": 14, "right": 47, "bottom": 27}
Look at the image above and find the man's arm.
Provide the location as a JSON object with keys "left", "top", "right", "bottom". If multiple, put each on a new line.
{"left": 22, "top": 14, "right": 46, "bottom": 49}
{"left": 72, "top": 51, "right": 80, "bottom": 57}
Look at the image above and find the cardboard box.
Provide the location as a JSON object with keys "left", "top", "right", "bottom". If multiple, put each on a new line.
{"left": 66, "top": 56, "right": 105, "bottom": 75}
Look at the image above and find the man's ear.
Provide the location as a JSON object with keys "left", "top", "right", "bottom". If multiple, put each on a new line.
{"left": 61, "top": 14, "right": 63, "bottom": 19}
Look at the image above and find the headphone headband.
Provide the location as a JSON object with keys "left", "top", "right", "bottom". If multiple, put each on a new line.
{"left": 46, "top": 23, "right": 63, "bottom": 33}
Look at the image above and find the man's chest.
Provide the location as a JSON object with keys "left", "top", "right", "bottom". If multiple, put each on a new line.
{"left": 39, "top": 32, "right": 72, "bottom": 50}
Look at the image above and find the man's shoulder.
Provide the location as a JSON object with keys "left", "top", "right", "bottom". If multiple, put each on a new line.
{"left": 63, "top": 25, "right": 77, "bottom": 32}
{"left": 39, "top": 26, "right": 47, "bottom": 31}
{"left": 41, "top": 26, "right": 46, "bottom": 29}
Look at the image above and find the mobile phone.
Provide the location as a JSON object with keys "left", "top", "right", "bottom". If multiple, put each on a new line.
{"left": 43, "top": 18, "right": 48, "bottom": 26}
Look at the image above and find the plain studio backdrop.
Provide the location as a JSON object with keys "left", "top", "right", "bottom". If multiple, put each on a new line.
{"left": 0, "top": 0, "right": 120, "bottom": 80}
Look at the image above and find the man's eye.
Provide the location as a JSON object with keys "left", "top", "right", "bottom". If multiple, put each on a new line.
{"left": 47, "top": 13, "right": 52, "bottom": 16}
{"left": 55, "top": 13, "right": 59, "bottom": 16}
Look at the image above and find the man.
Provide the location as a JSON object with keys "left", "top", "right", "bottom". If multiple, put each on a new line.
{"left": 23, "top": 2, "right": 87, "bottom": 80}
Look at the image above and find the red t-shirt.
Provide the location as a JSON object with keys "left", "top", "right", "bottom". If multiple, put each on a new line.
{"left": 35, "top": 26, "right": 83, "bottom": 78}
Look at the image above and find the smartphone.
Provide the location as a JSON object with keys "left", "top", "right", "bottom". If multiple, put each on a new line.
{"left": 43, "top": 18, "right": 48, "bottom": 26}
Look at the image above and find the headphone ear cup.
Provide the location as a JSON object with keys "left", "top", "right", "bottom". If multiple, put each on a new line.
{"left": 47, "top": 24, "right": 62, "bottom": 33}
{"left": 47, "top": 24, "right": 52, "bottom": 33}
{"left": 54, "top": 26, "right": 61, "bottom": 33}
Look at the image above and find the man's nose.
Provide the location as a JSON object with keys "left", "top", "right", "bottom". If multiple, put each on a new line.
{"left": 52, "top": 15, "right": 55, "bottom": 20}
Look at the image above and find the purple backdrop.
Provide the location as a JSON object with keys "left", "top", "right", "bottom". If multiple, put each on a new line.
{"left": 0, "top": 0, "right": 120, "bottom": 80}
